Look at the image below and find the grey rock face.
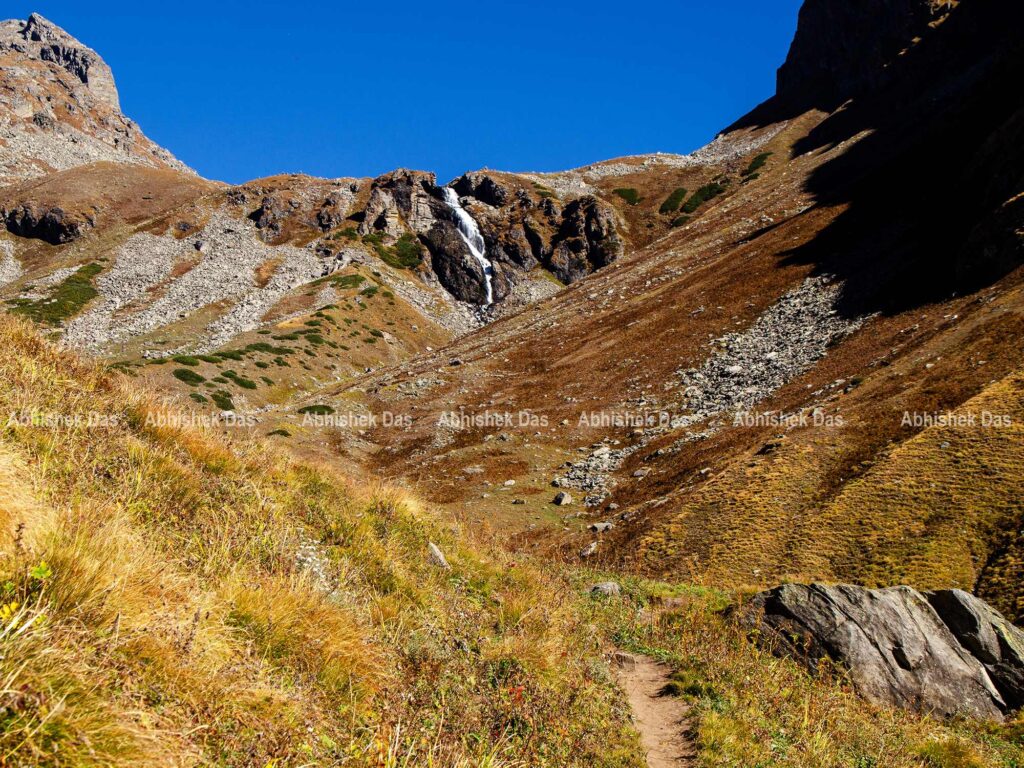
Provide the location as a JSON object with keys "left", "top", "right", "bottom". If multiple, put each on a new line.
{"left": 744, "top": 584, "right": 1018, "bottom": 720}
{"left": 549, "top": 196, "right": 622, "bottom": 283}
{"left": 927, "top": 589, "right": 1024, "bottom": 711}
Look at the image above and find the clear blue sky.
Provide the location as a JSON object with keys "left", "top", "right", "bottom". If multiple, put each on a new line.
{"left": 10, "top": 1, "right": 803, "bottom": 184}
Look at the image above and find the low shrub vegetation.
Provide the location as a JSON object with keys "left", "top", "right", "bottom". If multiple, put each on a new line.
{"left": 172, "top": 368, "right": 205, "bottom": 386}
{"left": 613, "top": 187, "right": 641, "bottom": 205}
{"left": 682, "top": 182, "right": 727, "bottom": 213}
{"left": 8, "top": 263, "right": 104, "bottom": 325}
{"left": 742, "top": 151, "right": 773, "bottom": 177}
{"left": 659, "top": 187, "right": 688, "bottom": 214}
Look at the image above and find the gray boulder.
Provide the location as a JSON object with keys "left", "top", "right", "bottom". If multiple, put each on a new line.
{"left": 927, "top": 589, "right": 1024, "bottom": 711}
{"left": 743, "top": 584, "right": 1008, "bottom": 720}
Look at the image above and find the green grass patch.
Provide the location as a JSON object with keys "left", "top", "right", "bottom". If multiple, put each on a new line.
{"left": 267, "top": 429, "right": 291, "bottom": 437}
{"left": 670, "top": 215, "right": 692, "bottom": 228}
{"left": 189, "top": 392, "right": 208, "bottom": 404}
{"left": 172, "top": 355, "right": 201, "bottom": 367}
{"left": 659, "top": 188, "right": 688, "bottom": 214}
{"left": 381, "top": 233, "right": 424, "bottom": 270}
{"left": 8, "top": 263, "right": 103, "bottom": 326}
{"left": 612, "top": 188, "right": 641, "bottom": 205}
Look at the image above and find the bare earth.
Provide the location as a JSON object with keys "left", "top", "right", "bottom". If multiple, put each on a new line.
{"left": 614, "top": 653, "right": 695, "bottom": 767}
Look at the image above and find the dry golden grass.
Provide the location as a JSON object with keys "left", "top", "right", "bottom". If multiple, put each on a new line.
{"left": 0, "top": 314, "right": 643, "bottom": 767}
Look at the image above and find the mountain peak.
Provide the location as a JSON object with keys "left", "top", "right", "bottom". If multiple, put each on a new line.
{"left": 2, "top": 11, "right": 120, "bottom": 110}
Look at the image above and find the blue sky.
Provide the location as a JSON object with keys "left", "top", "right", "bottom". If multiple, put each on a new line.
{"left": 10, "top": 1, "right": 803, "bottom": 183}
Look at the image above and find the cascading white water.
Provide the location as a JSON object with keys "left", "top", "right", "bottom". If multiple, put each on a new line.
{"left": 442, "top": 186, "right": 494, "bottom": 307}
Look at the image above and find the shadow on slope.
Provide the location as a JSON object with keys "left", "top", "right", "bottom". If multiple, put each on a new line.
{"left": 777, "top": 0, "right": 1024, "bottom": 318}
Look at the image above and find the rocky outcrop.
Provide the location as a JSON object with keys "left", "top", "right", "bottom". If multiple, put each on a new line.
{"left": 249, "top": 194, "right": 291, "bottom": 242}
{"left": 359, "top": 169, "right": 440, "bottom": 238}
{"left": 451, "top": 173, "right": 624, "bottom": 285}
{"left": 775, "top": 0, "right": 944, "bottom": 112}
{"left": 4, "top": 14, "right": 120, "bottom": 109}
{"left": 355, "top": 169, "right": 625, "bottom": 306}
{"left": 3, "top": 203, "right": 93, "bottom": 244}
{"left": 743, "top": 584, "right": 1024, "bottom": 720}
{"left": 0, "top": 15, "right": 190, "bottom": 184}
{"left": 549, "top": 196, "right": 622, "bottom": 283}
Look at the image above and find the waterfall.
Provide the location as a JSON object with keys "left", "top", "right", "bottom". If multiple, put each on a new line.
{"left": 442, "top": 186, "right": 494, "bottom": 307}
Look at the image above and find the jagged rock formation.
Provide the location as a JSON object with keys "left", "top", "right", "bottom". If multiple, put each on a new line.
{"left": 9, "top": 13, "right": 120, "bottom": 109}
{"left": 451, "top": 171, "right": 624, "bottom": 285}
{"left": 744, "top": 584, "right": 1024, "bottom": 720}
{"left": 0, "top": 14, "right": 189, "bottom": 184}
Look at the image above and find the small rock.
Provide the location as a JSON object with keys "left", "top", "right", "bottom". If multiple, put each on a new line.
{"left": 589, "top": 581, "right": 621, "bottom": 596}
{"left": 612, "top": 650, "right": 637, "bottom": 668}
{"left": 579, "top": 541, "right": 598, "bottom": 558}
{"left": 427, "top": 542, "right": 450, "bottom": 570}
{"left": 554, "top": 491, "right": 573, "bottom": 506}
{"left": 589, "top": 521, "right": 613, "bottom": 533}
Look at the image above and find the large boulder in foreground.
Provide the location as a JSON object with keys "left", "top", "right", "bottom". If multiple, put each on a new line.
{"left": 742, "top": 584, "right": 1023, "bottom": 721}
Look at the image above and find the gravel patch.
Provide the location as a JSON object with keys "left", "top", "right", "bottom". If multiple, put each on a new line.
{"left": 0, "top": 241, "right": 22, "bottom": 288}
{"left": 64, "top": 211, "right": 326, "bottom": 353}
{"left": 559, "top": 275, "right": 870, "bottom": 505}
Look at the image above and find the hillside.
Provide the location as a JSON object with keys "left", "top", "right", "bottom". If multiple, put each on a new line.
{"left": 254, "top": 0, "right": 1024, "bottom": 620}
{"left": 1, "top": 2, "right": 1024, "bottom": 765}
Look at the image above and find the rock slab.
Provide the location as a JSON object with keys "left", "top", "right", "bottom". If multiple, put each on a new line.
{"left": 743, "top": 583, "right": 1020, "bottom": 720}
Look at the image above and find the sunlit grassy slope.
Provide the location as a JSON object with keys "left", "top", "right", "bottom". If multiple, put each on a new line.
{"left": 589, "top": 577, "right": 1024, "bottom": 768}
{"left": 0, "top": 315, "right": 643, "bottom": 767}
